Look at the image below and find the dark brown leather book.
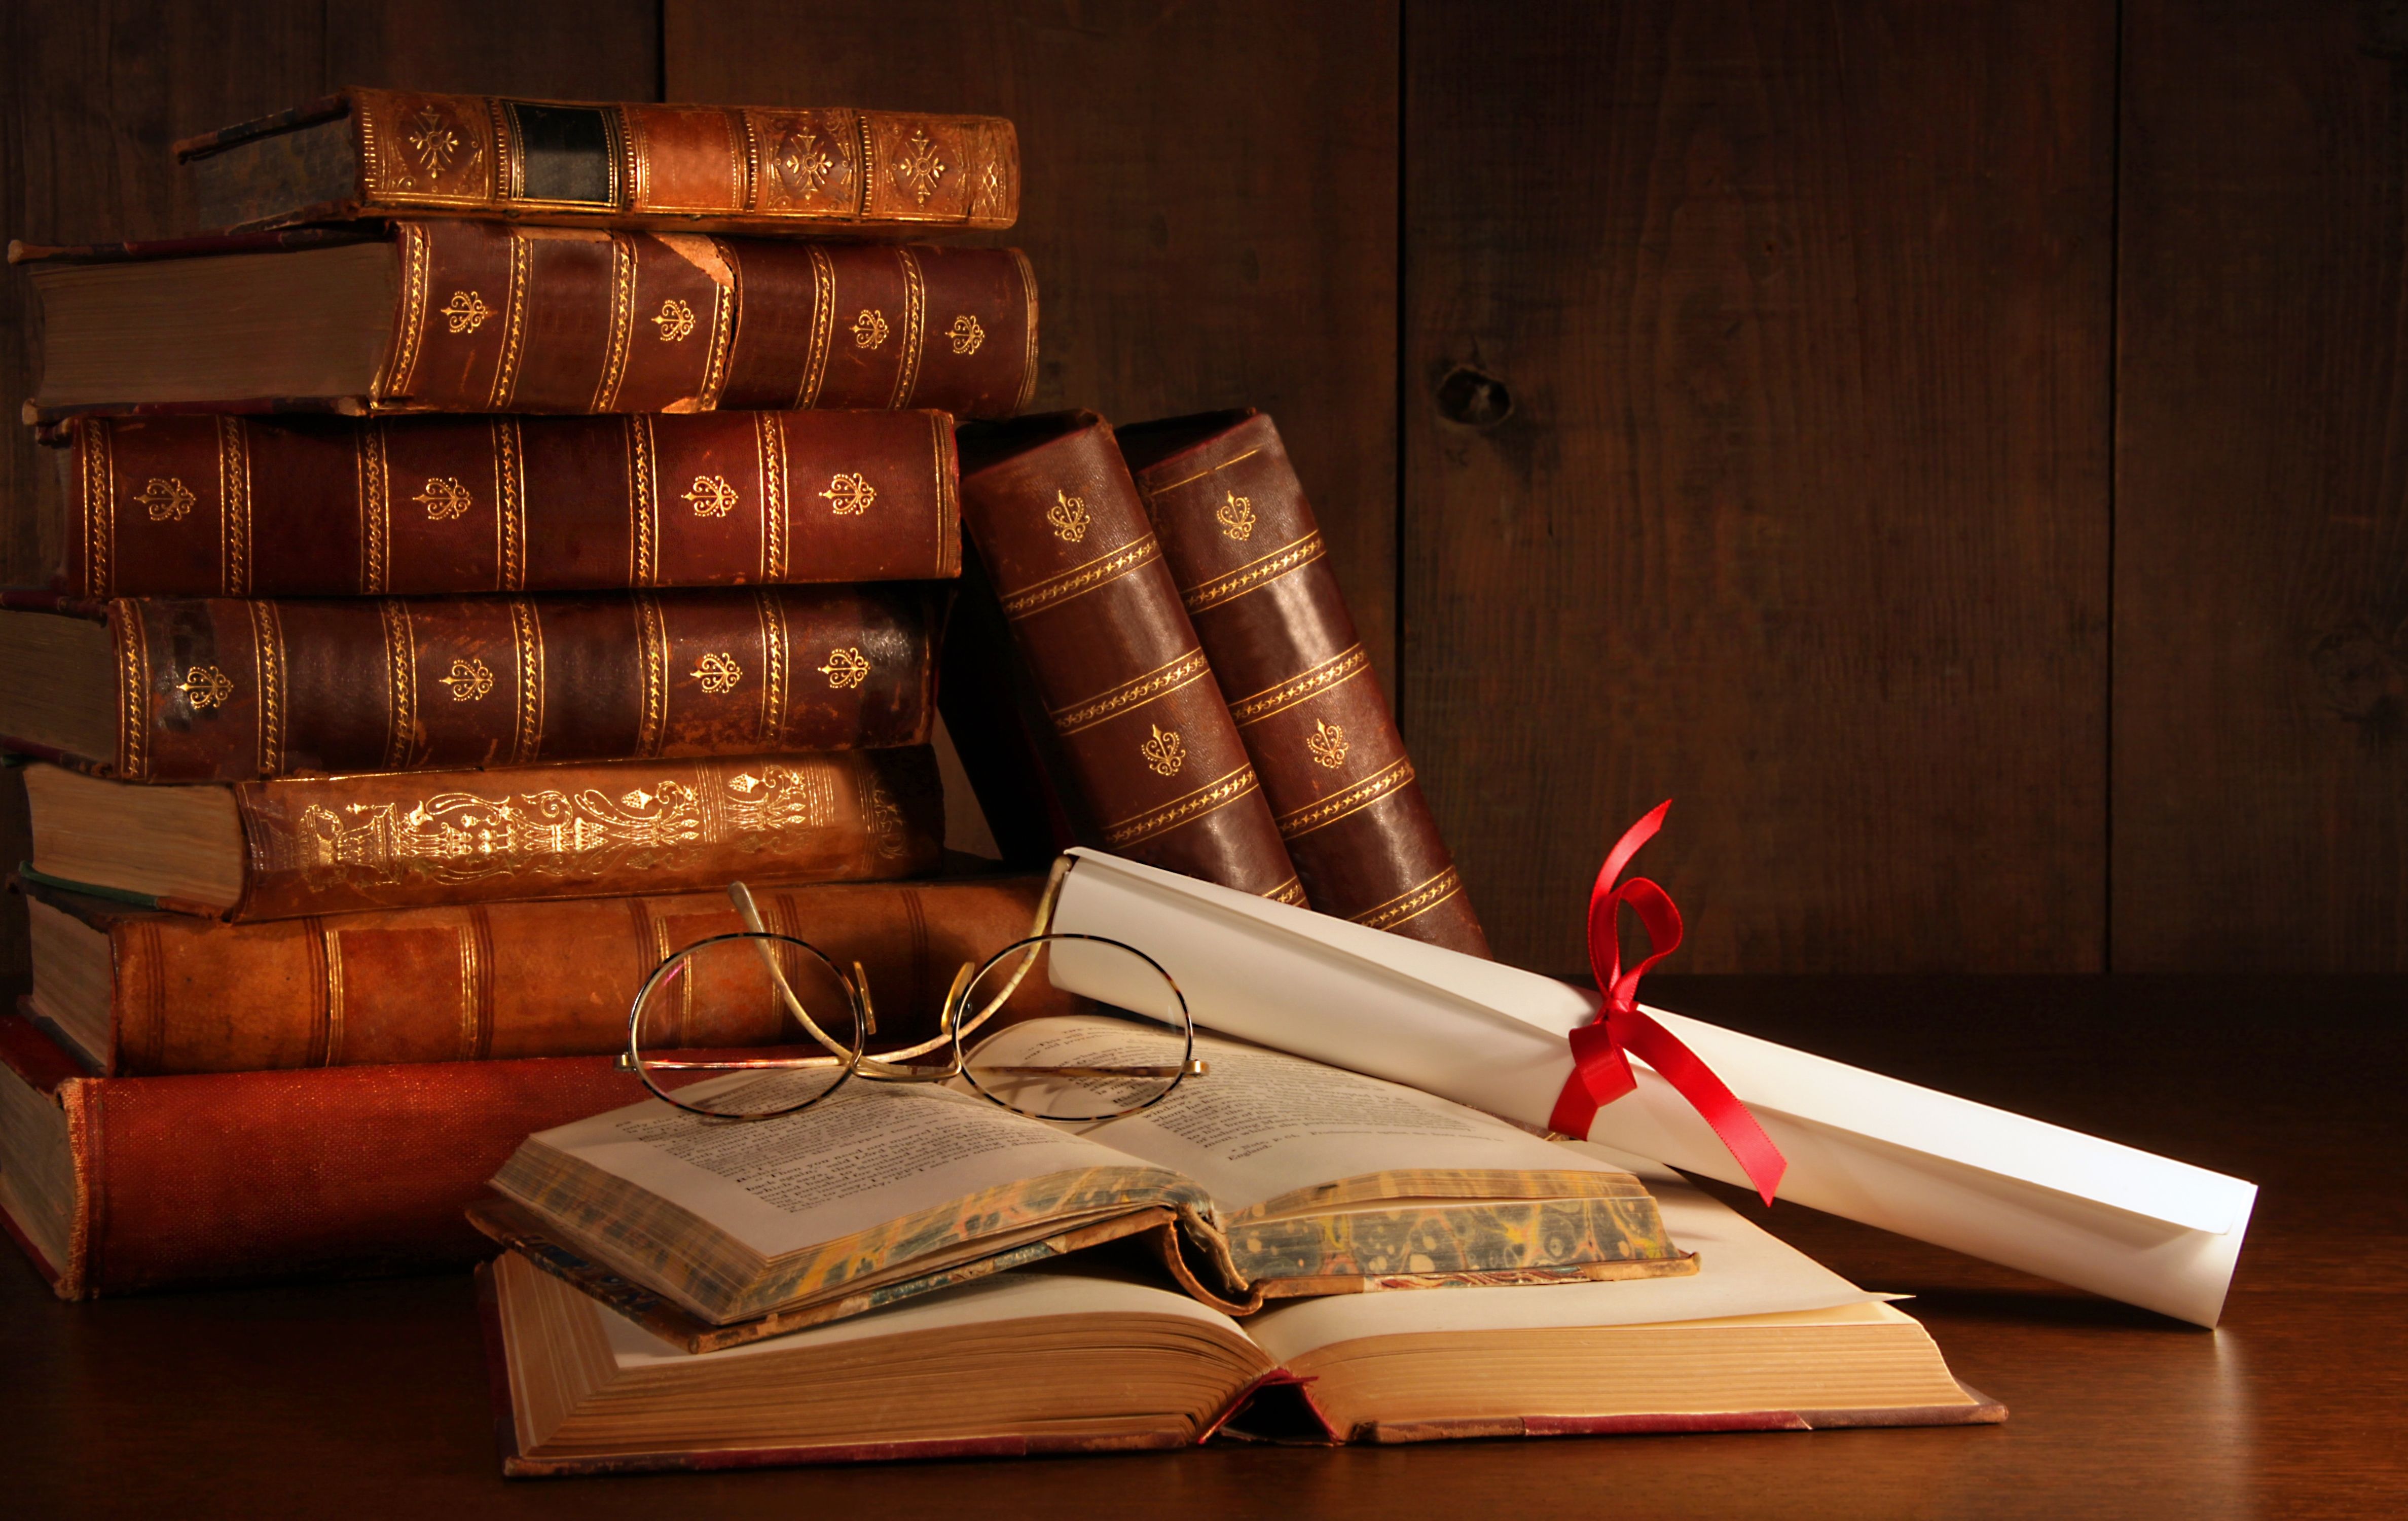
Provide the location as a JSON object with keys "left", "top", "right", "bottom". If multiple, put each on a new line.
{"left": 1120, "top": 411, "right": 1491, "bottom": 958}
{"left": 0, "top": 585, "right": 940, "bottom": 783}
{"left": 19, "top": 748, "right": 941, "bottom": 921}
{"left": 955, "top": 412, "right": 1302, "bottom": 902}
{"left": 175, "top": 90, "right": 1017, "bottom": 237}
{"left": 21, "top": 873, "right": 1054, "bottom": 1076}
{"left": 17, "top": 222, "right": 1035, "bottom": 421}
{"left": 46, "top": 411, "right": 958, "bottom": 598}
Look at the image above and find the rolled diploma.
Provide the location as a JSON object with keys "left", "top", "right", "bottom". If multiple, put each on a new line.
{"left": 1050, "top": 848, "right": 2256, "bottom": 1328}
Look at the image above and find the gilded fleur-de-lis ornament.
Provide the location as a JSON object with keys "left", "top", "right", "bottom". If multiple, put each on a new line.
{"left": 441, "top": 289, "right": 491, "bottom": 334}
{"left": 1048, "top": 489, "right": 1091, "bottom": 544}
{"left": 691, "top": 652, "right": 744, "bottom": 694}
{"left": 443, "top": 658, "right": 495, "bottom": 702}
{"left": 136, "top": 477, "right": 196, "bottom": 523}
{"left": 683, "top": 476, "right": 739, "bottom": 517}
{"left": 818, "top": 647, "right": 871, "bottom": 690}
{"left": 1140, "top": 723, "right": 1186, "bottom": 777}
{"left": 1307, "top": 718, "right": 1351, "bottom": 769}
{"left": 414, "top": 477, "right": 472, "bottom": 521}
{"left": 819, "top": 474, "right": 877, "bottom": 515}
{"left": 852, "top": 309, "right": 889, "bottom": 348}
{"left": 947, "top": 314, "right": 984, "bottom": 354}
{"left": 176, "top": 665, "right": 233, "bottom": 710}
{"left": 652, "top": 299, "right": 696, "bottom": 342}
{"left": 1216, "top": 491, "right": 1256, "bottom": 540}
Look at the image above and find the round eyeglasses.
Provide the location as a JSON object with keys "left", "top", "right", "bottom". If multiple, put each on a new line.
{"left": 617, "top": 879, "right": 1202, "bottom": 1123}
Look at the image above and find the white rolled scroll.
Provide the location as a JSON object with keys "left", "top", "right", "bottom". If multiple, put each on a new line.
{"left": 1048, "top": 848, "right": 2255, "bottom": 1327}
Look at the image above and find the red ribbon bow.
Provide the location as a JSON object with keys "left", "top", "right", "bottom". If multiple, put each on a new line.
{"left": 1546, "top": 801, "right": 1788, "bottom": 1206}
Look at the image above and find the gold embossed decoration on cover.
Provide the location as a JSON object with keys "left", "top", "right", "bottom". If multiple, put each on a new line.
{"left": 176, "top": 665, "right": 233, "bottom": 710}
{"left": 683, "top": 475, "right": 739, "bottom": 517}
{"left": 443, "top": 657, "right": 495, "bottom": 702}
{"left": 772, "top": 127, "right": 834, "bottom": 201}
{"left": 1307, "top": 719, "right": 1350, "bottom": 769}
{"left": 818, "top": 473, "right": 877, "bottom": 515}
{"left": 652, "top": 299, "right": 696, "bottom": 342}
{"left": 1141, "top": 724, "right": 1187, "bottom": 777}
{"left": 413, "top": 477, "right": 472, "bottom": 521}
{"left": 818, "top": 646, "right": 870, "bottom": 690}
{"left": 947, "top": 314, "right": 985, "bottom": 355}
{"left": 894, "top": 130, "right": 947, "bottom": 205}
{"left": 1048, "top": 489, "right": 1091, "bottom": 544}
{"left": 691, "top": 651, "right": 744, "bottom": 694}
{"left": 852, "top": 309, "right": 889, "bottom": 348}
{"left": 136, "top": 477, "right": 195, "bottom": 523}
{"left": 441, "top": 290, "right": 491, "bottom": 334}
{"left": 1216, "top": 491, "right": 1256, "bottom": 541}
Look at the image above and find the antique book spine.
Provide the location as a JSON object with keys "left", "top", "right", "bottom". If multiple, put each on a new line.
{"left": 22, "top": 222, "right": 1038, "bottom": 422}
{"left": 54, "top": 411, "right": 959, "bottom": 598}
{"left": 1124, "top": 411, "right": 1490, "bottom": 957}
{"left": 198, "top": 749, "right": 937, "bottom": 918}
{"left": 955, "top": 413, "right": 1302, "bottom": 901}
{"left": 3, "top": 585, "right": 940, "bottom": 783}
{"left": 176, "top": 90, "right": 1019, "bottom": 236}
{"left": 0, "top": 1012, "right": 652, "bottom": 1298}
{"left": 30, "top": 874, "right": 1051, "bottom": 1075}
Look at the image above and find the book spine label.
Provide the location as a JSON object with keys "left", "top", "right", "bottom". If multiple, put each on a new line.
{"left": 94, "top": 876, "right": 1049, "bottom": 1074}
{"left": 105, "top": 586, "right": 939, "bottom": 783}
{"left": 60, "top": 412, "right": 958, "bottom": 598}
{"left": 957, "top": 415, "right": 1302, "bottom": 901}
{"left": 339, "top": 90, "right": 1017, "bottom": 233}
{"left": 1132, "top": 414, "right": 1491, "bottom": 957}
{"left": 227, "top": 748, "right": 941, "bottom": 919}
{"left": 373, "top": 221, "right": 1035, "bottom": 420}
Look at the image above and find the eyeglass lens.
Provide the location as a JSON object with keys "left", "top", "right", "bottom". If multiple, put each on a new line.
{"left": 630, "top": 933, "right": 863, "bottom": 1118}
{"left": 957, "top": 936, "right": 1192, "bottom": 1121}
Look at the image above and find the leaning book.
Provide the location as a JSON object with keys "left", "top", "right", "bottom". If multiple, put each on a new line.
{"left": 480, "top": 1159, "right": 2000, "bottom": 1475}
{"left": 485, "top": 1016, "right": 1693, "bottom": 1337}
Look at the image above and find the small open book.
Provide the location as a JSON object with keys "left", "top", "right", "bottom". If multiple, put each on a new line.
{"left": 484, "top": 1017, "right": 1693, "bottom": 1339}
{"left": 482, "top": 1157, "right": 2001, "bottom": 1474}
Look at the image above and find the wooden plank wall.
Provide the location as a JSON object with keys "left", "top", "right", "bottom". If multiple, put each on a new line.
{"left": 0, "top": 2, "right": 2398, "bottom": 975}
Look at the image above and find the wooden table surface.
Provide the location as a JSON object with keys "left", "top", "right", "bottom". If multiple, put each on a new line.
{"left": 5, "top": 975, "right": 2401, "bottom": 1519}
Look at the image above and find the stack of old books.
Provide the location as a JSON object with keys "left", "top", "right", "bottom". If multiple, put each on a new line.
{"left": 0, "top": 88, "right": 1998, "bottom": 1469}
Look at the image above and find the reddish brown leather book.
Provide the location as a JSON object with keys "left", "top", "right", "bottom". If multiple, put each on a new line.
{"left": 19, "top": 221, "right": 1035, "bottom": 421}
{"left": 20, "top": 748, "right": 941, "bottom": 921}
{"left": 176, "top": 90, "right": 1017, "bottom": 237}
{"left": 20, "top": 873, "right": 1052, "bottom": 1076}
{"left": 0, "top": 585, "right": 940, "bottom": 783}
{"left": 955, "top": 412, "right": 1301, "bottom": 901}
{"left": 1120, "top": 411, "right": 1490, "bottom": 957}
{"left": 47, "top": 411, "right": 958, "bottom": 598}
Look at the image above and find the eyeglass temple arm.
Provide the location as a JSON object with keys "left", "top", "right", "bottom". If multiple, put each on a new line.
{"left": 726, "top": 882, "right": 868, "bottom": 1047}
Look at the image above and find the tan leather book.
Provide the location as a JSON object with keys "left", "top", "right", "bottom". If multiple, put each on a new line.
{"left": 21, "top": 872, "right": 1052, "bottom": 1076}
{"left": 954, "top": 412, "right": 1302, "bottom": 902}
{"left": 46, "top": 411, "right": 958, "bottom": 598}
{"left": 1121, "top": 410, "right": 1491, "bottom": 957}
{"left": 17, "top": 749, "right": 941, "bottom": 921}
{"left": 174, "top": 91, "right": 1017, "bottom": 238}
{"left": 16, "top": 222, "right": 1035, "bottom": 422}
{"left": 0, "top": 585, "right": 940, "bottom": 783}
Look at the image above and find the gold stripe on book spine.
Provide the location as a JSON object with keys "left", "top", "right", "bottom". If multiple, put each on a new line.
{"left": 853, "top": 111, "right": 877, "bottom": 218}
{"left": 628, "top": 416, "right": 659, "bottom": 586}
{"left": 455, "top": 915, "right": 483, "bottom": 1060}
{"left": 755, "top": 588, "right": 790, "bottom": 742}
{"left": 931, "top": 414, "right": 960, "bottom": 577}
{"left": 1181, "top": 530, "right": 1325, "bottom": 614}
{"left": 508, "top": 598, "right": 545, "bottom": 765}
{"left": 1138, "top": 445, "right": 1264, "bottom": 499}
{"left": 494, "top": 417, "right": 527, "bottom": 592}
{"left": 698, "top": 237, "right": 739, "bottom": 410}
{"left": 1353, "top": 866, "right": 1467, "bottom": 932}
{"left": 318, "top": 920, "right": 347, "bottom": 1065}
{"left": 888, "top": 247, "right": 928, "bottom": 408}
{"left": 216, "top": 417, "right": 252, "bottom": 596}
{"left": 376, "top": 223, "right": 433, "bottom": 403}
{"left": 1049, "top": 650, "right": 1213, "bottom": 736}
{"left": 635, "top": 593, "right": 668, "bottom": 756}
{"left": 1011, "top": 249, "right": 1040, "bottom": 415}
{"left": 999, "top": 535, "right": 1162, "bottom": 619}
{"left": 1266, "top": 875, "right": 1309, "bottom": 906}
{"left": 1227, "top": 643, "right": 1371, "bottom": 728}
{"left": 115, "top": 607, "right": 149, "bottom": 780}
{"left": 379, "top": 599, "right": 416, "bottom": 770}
{"left": 488, "top": 228, "right": 533, "bottom": 408}
{"left": 619, "top": 105, "right": 648, "bottom": 211}
{"left": 357, "top": 422, "right": 391, "bottom": 594}
{"left": 796, "top": 243, "right": 836, "bottom": 408}
{"left": 1274, "top": 756, "right": 1414, "bottom": 841}
{"left": 591, "top": 232, "right": 638, "bottom": 412}
{"left": 248, "top": 599, "right": 286, "bottom": 773}
{"left": 1102, "top": 763, "right": 1263, "bottom": 848}
{"left": 756, "top": 413, "right": 788, "bottom": 580}
{"left": 734, "top": 107, "right": 761, "bottom": 209}
{"left": 81, "top": 420, "right": 113, "bottom": 597}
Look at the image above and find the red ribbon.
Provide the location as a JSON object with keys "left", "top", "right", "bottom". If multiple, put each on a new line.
{"left": 1546, "top": 801, "right": 1788, "bottom": 1206}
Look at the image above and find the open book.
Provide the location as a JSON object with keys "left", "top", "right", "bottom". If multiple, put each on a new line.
{"left": 485, "top": 1017, "right": 1692, "bottom": 1337}
{"left": 483, "top": 1155, "right": 2002, "bottom": 1475}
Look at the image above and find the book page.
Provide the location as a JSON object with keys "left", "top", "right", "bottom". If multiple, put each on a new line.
{"left": 968, "top": 1016, "right": 1634, "bottom": 1216}
{"left": 516, "top": 1076, "right": 1155, "bottom": 1258}
{"left": 1241, "top": 1145, "right": 1888, "bottom": 1364}
{"left": 600, "top": 1262, "right": 1250, "bottom": 1368}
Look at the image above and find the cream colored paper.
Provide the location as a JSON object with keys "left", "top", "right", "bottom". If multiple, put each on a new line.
{"left": 1050, "top": 848, "right": 2257, "bottom": 1327}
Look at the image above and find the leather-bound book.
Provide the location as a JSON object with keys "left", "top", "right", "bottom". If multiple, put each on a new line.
{"left": 1120, "top": 411, "right": 1490, "bottom": 958}
{"left": 20, "top": 874, "right": 1054, "bottom": 1076}
{"left": 18, "top": 749, "right": 941, "bottom": 920}
{"left": 175, "top": 91, "right": 1017, "bottom": 238}
{"left": 955, "top": 412, "right": 1301, "bottom": 901}
{"left": 0, "top": 585, "right": 940, "bottom": 783}
{"left": 46, "top": 410, "right": 958, "bottom": 598}
{"left": 18, "top": 222, "right": 1035, "bottom": 421}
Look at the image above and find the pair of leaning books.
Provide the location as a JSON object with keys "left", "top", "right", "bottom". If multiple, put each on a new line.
{"left": 473, "top": 1013, "right": 1999, "bottom": 1470}
{"left": 0, "top": 88, "right": 1041, "bottom": 1294}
